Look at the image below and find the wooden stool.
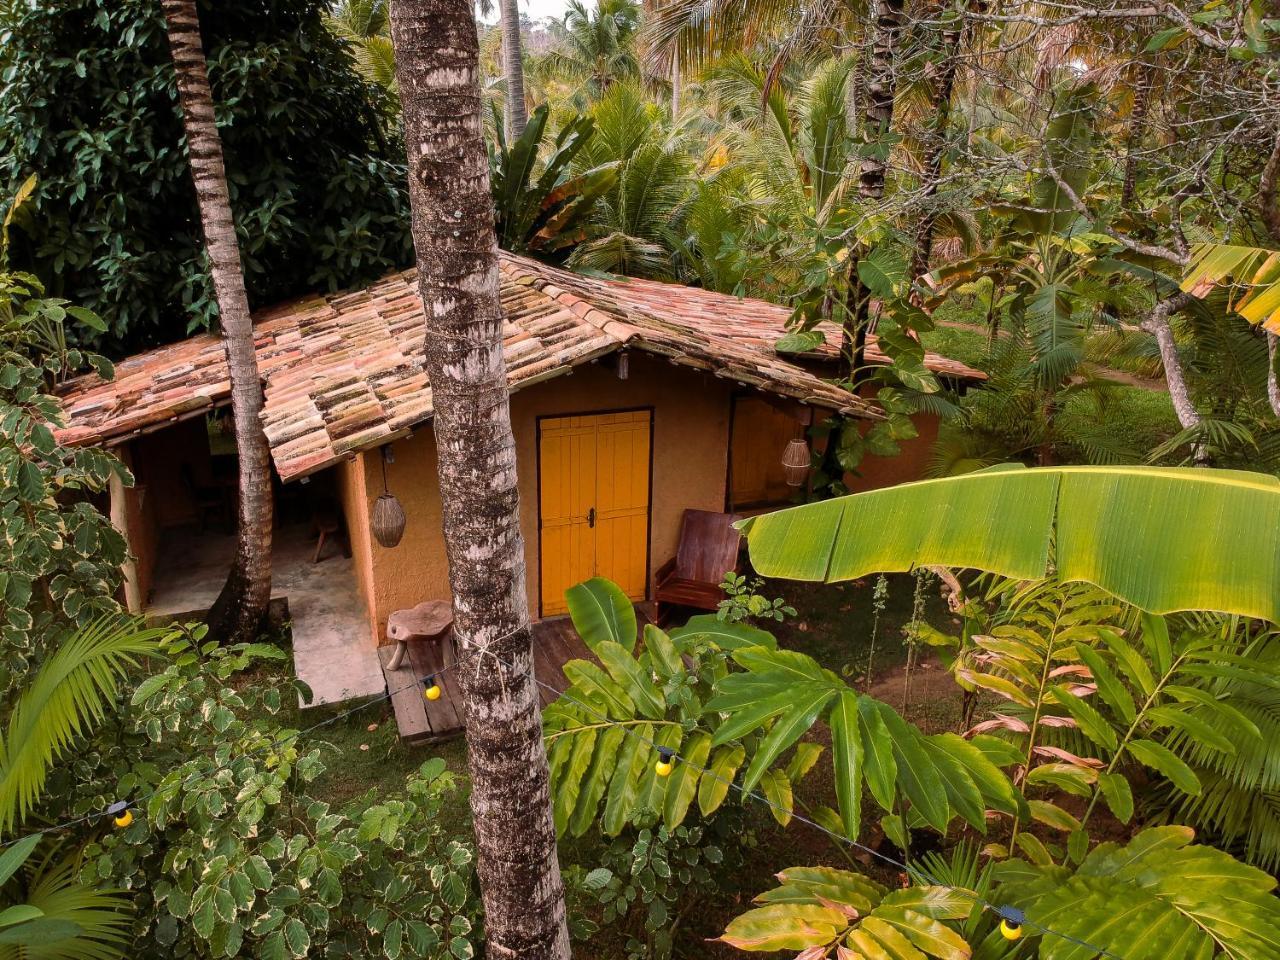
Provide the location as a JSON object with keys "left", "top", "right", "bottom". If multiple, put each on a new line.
{"left": 386, "top": 599, "right": 454, "bottom": 671}
{"left": 312, "top": 506, "right": 350, "bottom": 563}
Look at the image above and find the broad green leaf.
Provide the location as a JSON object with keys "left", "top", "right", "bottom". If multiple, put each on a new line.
{"left": 698, "top": 744, "right": 745, "bottom": 817}
{"left": 569, "top": 725, "right": 625, "bottom": 836}
{"left": 741, "top": 688, "right": 834, "bottom": 792}
{"left": 758, "top": 768, "right": 794, "bottom": 826}
{"left": 664, "top": 732, "right": 711, "bottom": 828}
{"left": 858, "top": 696, "right": 897, "bottom": 810}
{"left": 668, "top": 615, "right": 778, "bottom": 651}
{"left": 720, "top": 903, "right": 849, "bottom": 951}
{"left": 830, "top": 692, "right": 863, "bottom": 839}
{"left": 738, "top": 467, "right": 1280, "bottom": 622}
{"left": 1049, "top": 685, "right": 1118, "bottom": 751}
{"left": 602, "top": 722, "right": 653, "bottom": 835}
{"left": 594, "top": 641, "right": 665, "bottom": 719}
{"left": 642, "top": 624, "right": 683, "bottom": 677}
{"left": 1097, "top": 770, "right": 1134, "bottom": 823}
{"left": 562, "top": 660, "right": 634, "bottom": 718}
{"left": 565, "top": 578, "right": 637, "bottom": 652}
{"left": 1076, "top": 644, "right": 1136, "bottom": 724}
{"left": 1127, "top": 739, "right": 1201, "bottom": 795}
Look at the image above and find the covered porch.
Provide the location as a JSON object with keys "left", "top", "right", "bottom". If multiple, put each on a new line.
{"left": 379, "top": 605, "right": 657, "bottom": 743}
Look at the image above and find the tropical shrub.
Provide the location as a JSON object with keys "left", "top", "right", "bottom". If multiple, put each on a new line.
{"left": 0, "top": 0, "right": 411, "bottom": 348}
{"left": 573, "top": 818, "right": 740, "bottom": 960}
{"left": 0, "top": 180, "right": 128, "bottom": 671}
{"left": 72, "top": 633, "right": 481, "bottom": 959}
{"left": 545, "top": 578, "right": 817, "bottom": 835}
{"left": 489, "top": 104, "right": 617, "bottom": 260}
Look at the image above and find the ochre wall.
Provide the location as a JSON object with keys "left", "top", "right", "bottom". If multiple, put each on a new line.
{"left": 351, "top": 354, "right": 734, "bottom": 641}
{"left": 335, "top": 453, "right": 380, "bottom": 643}
{"left": 845, "top": 412, "right": 940, "bottom": 493}
{"left": 112, "top": 441, "right": 161, "bottom": 612}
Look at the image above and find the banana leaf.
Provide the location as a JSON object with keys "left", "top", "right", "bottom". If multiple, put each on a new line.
{"left": 737, "top": 465, "right": 1280, "bottom": 623}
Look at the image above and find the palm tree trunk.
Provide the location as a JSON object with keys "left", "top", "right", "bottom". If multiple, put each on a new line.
{"left": 1120, "top": 64, "right": 1151, "bottom": 211}
{"left": 500, "top": 0, "right": 528, "bottom": 139}
{"left": 908, "top": 2, "right": 974, "bottom": 281}
{"left": 846, "top": 0, "right": 905, "bottom": 380}
{"left": 386, "top": 1, "right": 570, "bottom": 957}
{"left": 160, "top": 0, "right": 273, "bottom": 645}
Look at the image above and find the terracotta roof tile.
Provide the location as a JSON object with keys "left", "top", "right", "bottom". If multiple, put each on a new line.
{"left": 55, "top": 252, "right": 982, "bottom": 481}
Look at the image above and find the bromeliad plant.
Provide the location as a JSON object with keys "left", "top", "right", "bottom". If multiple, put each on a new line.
{"left": 489, "top": 104, "right": 618, "bottom": 261}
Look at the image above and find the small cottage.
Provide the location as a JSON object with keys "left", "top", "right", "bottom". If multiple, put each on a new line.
{"left": 55, "top": 252, "right": 983, "bottom": 727}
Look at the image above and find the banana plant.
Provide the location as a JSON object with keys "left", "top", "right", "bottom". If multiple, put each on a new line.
{"left": 718, "top": 866, "right": 972, "bottom": 957}
{"left": 738, "top": 465, "right": 1280, "bottom": 624}
{"left": 1181, "top": 242, "right": 1280, "bottom": 333}
{"left": 489, "top": 104, "right": 618, "bottom": 259}
{"left": 544, "top": 578, "right": 818, "bottom": 837}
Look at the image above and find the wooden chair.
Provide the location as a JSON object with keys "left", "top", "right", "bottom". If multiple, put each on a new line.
{"left": 385, "top": 599, "right": 454, "bottom": 671}
{"left": 654, "top": 510, "right": 743, "bottom": 622}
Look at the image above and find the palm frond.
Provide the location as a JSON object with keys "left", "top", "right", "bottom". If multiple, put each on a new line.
{"left": 0, "top": 616, "right": 165, "bottom": 833}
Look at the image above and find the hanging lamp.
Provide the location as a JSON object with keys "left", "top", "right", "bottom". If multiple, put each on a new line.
{"left": 371, "top": 446, "right": 407, "bottom": 548}
{"left": 781, "top": 436, "right": 811, "bottom": 488}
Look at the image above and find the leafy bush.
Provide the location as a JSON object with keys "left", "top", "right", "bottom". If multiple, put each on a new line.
{"left": 572, "top": 818, "right": 741, "bottom": 960}
{"left": 70, "top": 634, "right": 481, "bottom": 959}
{"left": 0, "top": 0, "right": 412, "bottom": 349}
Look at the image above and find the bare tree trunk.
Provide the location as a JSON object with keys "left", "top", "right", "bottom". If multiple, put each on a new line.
{"left": 160, "top": 0, "right": 273, "bottom": 645}
{"left": 1141, "top": 291, "right": 1207, "bottom": 462}
{"left": 386, "top": 1, "right": 570, "bottom": 957}
{"left": 500, "top": 0, "right": 528, "bottom": 139}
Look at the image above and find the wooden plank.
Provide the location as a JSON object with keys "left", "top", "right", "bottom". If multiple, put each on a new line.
{"left": 408, "top": 636, "right": 464, "bottom": 735}
{"left": 378, "top": 644, "right": 431, "bottom": 743}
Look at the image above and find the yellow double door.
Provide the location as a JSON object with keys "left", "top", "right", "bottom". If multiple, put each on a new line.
{"left": 539, "top": 410, "right": 651, "bottom": 616}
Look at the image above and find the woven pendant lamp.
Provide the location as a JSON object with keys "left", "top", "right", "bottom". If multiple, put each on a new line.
{"left": 372, "top": 447, "right": 406, "bottom": 548}
{"left": 782, "top": 436, "right": 811, "bottom": 488}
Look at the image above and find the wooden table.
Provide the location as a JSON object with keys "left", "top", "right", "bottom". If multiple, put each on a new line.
{"left": 385, "top": 599, "right": 454, "bottom": 671}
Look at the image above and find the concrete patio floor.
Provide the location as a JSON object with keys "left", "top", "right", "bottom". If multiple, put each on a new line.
{"left": 146, "top": 524, "right": 385, "bottom": 707}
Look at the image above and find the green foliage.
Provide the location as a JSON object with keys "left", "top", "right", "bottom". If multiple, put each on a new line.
{"left": 720, "top": 867, "right": 971, "bottom": 956}
{"left": 73, "top": 633, "right": 481, "bottom": 959}
{"left": 531, "top": 0, "right": 641, "bottom": 105}
{"left": 0, "top": 615, "right": 166, "bottom": 834}
{"left": 738, "top": 464, "right": 1280, "bottom": 623}
{"left": 1147, "top": 632, "right": 1280, "bottom": 872}
{"left": 572, "top": 819, "right": 737, "bottom": 960}
{"left": 0, "top": 184, "right": 131, "bottom": 689}
{"left": 489, "top": 104, "right": 617, "bottom": 259}
{"left": 996, "top": 826, "right": 1280, "bottom": 959}
{"left": 567, "top": 82, "right": 694, "bottom": 279}
{"left": 546, "top": 578, "right": 811, "bottom": 836}
{"left": 716, "top": 573, "right": 796, "bottom": 624}
{"left": 0, "top": 0, "right": 411, "bottom": 348}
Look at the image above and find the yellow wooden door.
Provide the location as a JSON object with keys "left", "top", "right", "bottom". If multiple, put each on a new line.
{"left": 539, "top": 410, "right": 651, "bottom": 615}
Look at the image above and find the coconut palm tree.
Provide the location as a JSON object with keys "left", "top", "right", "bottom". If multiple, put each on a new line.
{"left": 326, "top": 0, "right": 399, "bottom": 106}
{"left": 384, "top": 0, "right": 570, "bottom": 956}
{"left": 532, "top": 0, "right": 642, "bottom": 105}
{"left": 499, "top": 0, "right": 529, "bottom": 137}
{"left": 159, "top": 0, "right": 274, "bottom": 646}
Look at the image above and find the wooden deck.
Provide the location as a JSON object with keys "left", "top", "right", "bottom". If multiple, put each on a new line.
{"left": 380, "top": 606, "right": 655, "bottom": 743}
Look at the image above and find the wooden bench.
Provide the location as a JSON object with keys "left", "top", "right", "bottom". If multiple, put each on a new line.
{"left": 654, "top": 509, "right": 743, "bottom": 622}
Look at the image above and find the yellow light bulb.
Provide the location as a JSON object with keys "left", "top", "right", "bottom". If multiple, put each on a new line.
{"left": 424, "top": 684, "right": 442, "bottom": 702}
{"left": 113, "top": 809, "right": 133, "bottom": 829}
{"left": 999, "top": 920, "right": 1022, "bottom": 942}
{"left": 655, "top": 760, "right": 673, "bottom": 777}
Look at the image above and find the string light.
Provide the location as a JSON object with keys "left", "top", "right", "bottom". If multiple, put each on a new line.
{"left": 108, "top": 801, "right": 132, "bottom": 829}
{"left": 1000, "top": 912, "right": 1025, "bottom": 941}
{"left": 422, "top": 675, "right": 442, "bottom": 701}
{"left": 654, "top": 747, "right": 674, "bottom": 777}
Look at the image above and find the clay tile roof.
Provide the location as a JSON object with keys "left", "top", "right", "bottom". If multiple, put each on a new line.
{"left": 55, "top": 252, "right": 983, "bottom": 482}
